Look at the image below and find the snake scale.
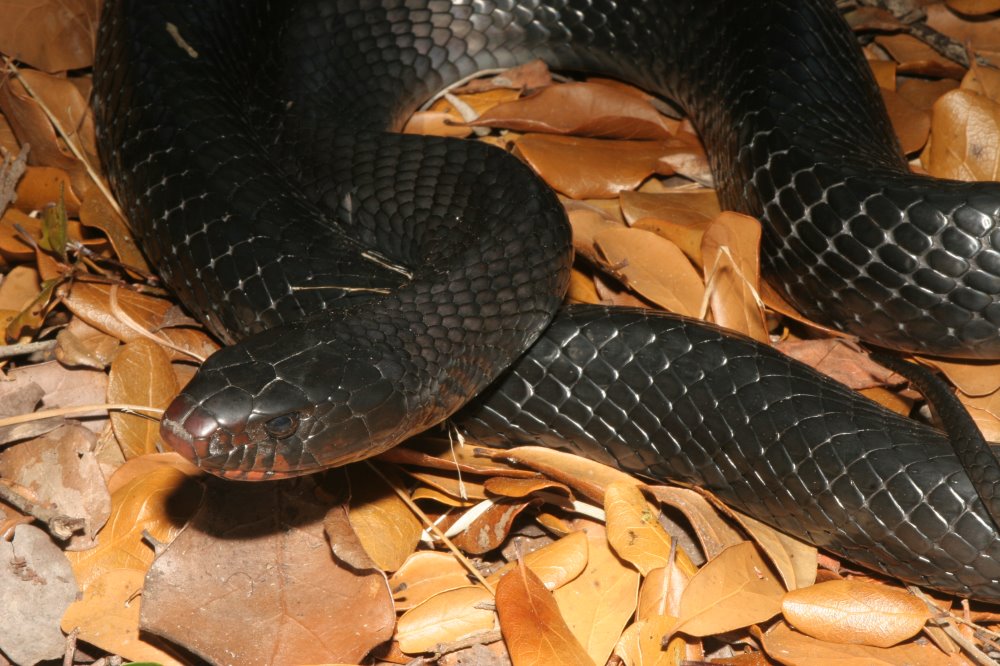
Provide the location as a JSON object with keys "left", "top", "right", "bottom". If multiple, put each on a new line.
{"left": 93, "top": 0, "right": 1000, "bottom": 600}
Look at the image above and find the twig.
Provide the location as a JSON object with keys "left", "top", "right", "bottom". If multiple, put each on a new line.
{"left": 0, "top": 339, "right": 57, "bottom": 359}
{"left": 0, "top": 403, "right": 164, "bottom": 428}
{"left": 909, "top": 586, "right": 998, "bottom": 665}
{"left": 0, "top": 144, "right": 29, "bottom": 216}
{"left": 850, "top": 0, "right": 995, "bottom": 69}
{"left": 0, "top": 480, "right": 85, "bottom": 540}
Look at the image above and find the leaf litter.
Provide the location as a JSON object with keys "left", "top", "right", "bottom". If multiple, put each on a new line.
{"left": 0, "top": 2, "right": 999, "bottom": 665}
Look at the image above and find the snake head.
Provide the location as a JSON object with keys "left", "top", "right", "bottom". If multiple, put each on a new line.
{"left": 159, "top": 322, "right": 411, "bottom": 480}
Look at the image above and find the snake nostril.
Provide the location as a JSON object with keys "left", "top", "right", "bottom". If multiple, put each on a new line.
{"left": 264, "top": 413, "right": 299, "bottom": 439}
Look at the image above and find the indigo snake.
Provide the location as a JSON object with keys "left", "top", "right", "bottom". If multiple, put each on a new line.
{"left": 93, "top": 0, "right": 1000, "bottom": 600}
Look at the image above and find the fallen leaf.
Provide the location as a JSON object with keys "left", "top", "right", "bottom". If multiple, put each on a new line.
{"left": 486, "top": 530, "right": 589, "bottom": 590}
{"left": 0, "top": 524, "right": 79, "bottom": 665}
{"left": 924, "top": 89, "right": 1000, "bottom": 180}
{"left": 782, "top": 580, "right": 928, "bottom": 648}
{"left": 513, "top": 134, "right": 684, "bottom": 199}
{"left": 0, "top": 423, "right": 110, "bottom": 550}
{"left": 605, "top": 481, "right": 697, "bottom": 576}
{"left": 347, "top": 465, "right": 421, "bottom": 571}
{"left": 595, "top": 227, "right": 705, "bottom": 316}
{"left": 473, "top": 81, "right": 678, "bottom": 139}
{"left": 676, "top": 542, "right": 785, "bottom": 636}
{"left": 389, "top": 551, "right": 473, "bottom": 611}
{"left": 141, "top": 479, "right": 394, "bottom": 665}
{"left": 497, "top": 563, "right": 595, "bottom": 666}
{"left": 107, "top": 339, "right": 178, "bottom": 458}
{"left": 701, "top": 212, "right": 767, "bottom": 342}
{"left": 875, "top": 34, "right": 967, "bottom": 79}
{"left": 759, "top": 620, "right": 954, "bottom": 665}
{"left": 553, "top": 525, "right": 640, "bottom": 665}
{"left": 396, "top": 585, "right": 496, "bottom": 654}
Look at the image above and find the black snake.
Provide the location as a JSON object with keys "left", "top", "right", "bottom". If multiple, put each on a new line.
{"left": 93, "top": 0, "right": 1000, "bottom": 601}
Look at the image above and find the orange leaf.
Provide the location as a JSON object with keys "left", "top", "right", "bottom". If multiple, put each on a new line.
{"left": 497, "top": 562, "right": 595, "bottom": 666}
{"left": 782, "top": 580, "right": 929, "bottom": 648}
{"left": 676, "top": 542, "right": 785, "bottom": 636}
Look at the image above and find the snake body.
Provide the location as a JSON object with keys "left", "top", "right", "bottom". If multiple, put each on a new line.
{"left": 93, "top": 0, "right": 1000, "bottom": 600}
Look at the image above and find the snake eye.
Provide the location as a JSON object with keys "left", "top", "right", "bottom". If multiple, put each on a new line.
{"left": 264, "top": 413, "right": 299, "bottom": 439}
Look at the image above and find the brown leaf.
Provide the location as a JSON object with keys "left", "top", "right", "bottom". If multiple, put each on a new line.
{"left": 702, "top": 212, "right": 767, "bottom": 342}
{"left": 962, "top": 387, "right": 1000, "bottom": 441}
{"left": 0, "top": 75, "right": 84, "bottom": 188}
{"left": 78, "top": 189, "right": 152, "bottom": 274}
{"left": 867, "top": 58, "right": 897, "bottom": 90}
{"left": 645, "top": 485, "right": 745, "bottom": 561}
{"left": 676, "top": 542, "right": 785, "bottom": 636}
{"left": 899, "top": 77, "right": 959, "bottom": 111}
{"left": 107, "top": 339, "right": 178, "bottom": 458}
{"left": 566, "top": 200, "right": 625, "bottom": 265}
{"left": 492, "top": 446, "right": 641, "bottom": 504}
{"left": 141, "top": 479, "right": 394, "bottom": 665}
{"left": 451, "top": 498, "right": 535, "bottom": 554}
{"left": 8, "top": 360, "right": 108, "bottom": 437}
{"left": 486, "top": 530, "right": 589, "bottom": 591}
{"left": 0, "top": 264, "right": 39, "bottom": 312}
{"left": 946, "top": 0, "right": 1000, "bottom": 13}
{"left": 389, "top": 551, "right": 473, "bottom": 611}
{"left": 473, "top": 81, "right": 678, "bottom": 139}
{"left": 928, "top": 3, "right": 1000, "bottom": 57}
{"left": 0, "top": 525, "right": 79, "bottom": 665}
{"left": 917, "top": 355, "right": 1000, "bottom": 397}
{"left": 453, "top": 59, "right": 553, "bottom": 94}
{"left": 875, "top": 34, "right": 967, "bottom": 79}
{"left": 552, "top": 524, "right": 640, "bottom": 665}
{"left": 15, "top": 69, "right": 98, "bottom": 168}
{"left": 14, "top": 166, "right": 80, "bottom": 214}
{"left": 54, "top": 317, "right": 120, "bottom": 370}
{"left": 346, "top": 465, "right": 421, "bottom": 572}
{"left": 924, "top": 89, "right": 1000, "bottom": 180}
{"left": 498, "top": 563, "right": 595, "bottom": 666}
{"left": 0, "top": 0, "right": 100, "bottom": 72}
{"left": 773, "top": 338, "right": 901, "bottom": 390}
{"left": 759, "top": 620, "right": 953, "bottom": 665}
{"left": 0, "top": 423, "right": 110, "bottom": 550}
{"left": 614, "top": 615, "right": 682, "bottom": 666}
{"left": 963, "top": 61, "right": 1000, "bottom": 104}
{"left": 727, "top": 510, "right": 818, "bottom": 592}
{"left": 62, "top": 455, "right": 201, "bottom": 662}
{"left": 781, "top": 580, "right": 928, "bottom": 648}
{"left": 595, "top": 227, "right": 705, "bottom": 316}
{"left": 513, "top": 134, "right": 686, "bottom": 199}
{"left": 396, "top": 585, "right": 496, "bottom": 654}
{"left": 605, "top": 481, "right": 696, "bottom": 577}
{"left": 882, "top": 87, "right": 931, "bottom": 154}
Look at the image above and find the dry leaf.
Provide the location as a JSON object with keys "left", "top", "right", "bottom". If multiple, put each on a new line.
{"left": 513, "top": 134, "right": 684, "bottom": 199}
{"left": 107, "top": 339, "right": 178, "bottom": 458}
{"left": 389, "top": 551, "right": 473, "bottom": 611}
{"left": 141, "top": 479, "right": 394, "bottom": 665}
{"left": 486, "top": 530, "right": 589, "bottom": 590}
{"left": 605, "top": 481, "right": 694, "bottom": 576}
{"left": 497, "top": 563, "right": 595, "bottom": 666}
{"left": 473, "top": 81, "right": 678, "bottom": 139}
{"left": 0, "top": 0, "right": 100, "bottom": 72}
{"left": 701, "top": 212, "right": 767, "bottom": 341}
{"left": 782, "top": 580, "right": 928, "bottom": 648}
{"left": 347, "top": 465, "right": 421, "bottom": 572}
{"left": 759, "top": 620, "right": 955, "bottom": 665}
{"left": 676, "top": 542, "right": 785, "bottom": 636}
{"left": 727, "top": 510, "right": 817, "bottom": 592}
{"left": 0, "top": 524, "right": 79, "bottom": 665}
{"left": 595, "top": 227, "right": 705, "bottom": 316}
{"left": 552, "top": 525, "right": 639, "bottom": 665}
{"left": 924, "top": 90, "right": 1000, "bottom": 180}
{"left": 396, "top": 585, "right": 496, "bottom": 653}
